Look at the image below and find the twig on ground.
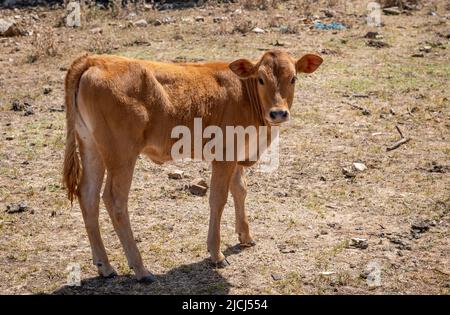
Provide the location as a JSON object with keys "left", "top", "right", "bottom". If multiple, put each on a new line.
{"left": 386, "top": 125, "right": 411, "bottom": 151}
{"left": 407, "top": 106, "right": 414, "bottom": 116}
{"left": 344, "top": 102, "right": 371, "bottom": 115}
{"left": 395, "top": 125, "right": 404, "bottom": 138}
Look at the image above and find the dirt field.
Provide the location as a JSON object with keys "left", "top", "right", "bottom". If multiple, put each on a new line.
{"left": 0, "top": 0, "right": 449, "bottom": 295}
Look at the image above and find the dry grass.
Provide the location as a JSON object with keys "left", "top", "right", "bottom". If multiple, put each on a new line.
{"left": 0, "top": 0, "right": 449, "bottom": 295}
{"left": 26, "top": 27, "right": 59, "bottom": 63}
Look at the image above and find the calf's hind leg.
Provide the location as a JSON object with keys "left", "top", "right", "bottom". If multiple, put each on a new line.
{"left": 77, "top": 135, "right": 116, "bottom": 278}
{"left": 102, "top": 159, "right": 155, "bottom": 283}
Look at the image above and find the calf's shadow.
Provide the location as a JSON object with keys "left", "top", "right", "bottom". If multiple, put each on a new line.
{"left": 51, "top": 244, "right": 244, "bottom": 295}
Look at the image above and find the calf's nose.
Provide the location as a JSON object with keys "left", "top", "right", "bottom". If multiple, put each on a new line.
{"left": 269, "top": 110, "right": 289, "bottom": 120}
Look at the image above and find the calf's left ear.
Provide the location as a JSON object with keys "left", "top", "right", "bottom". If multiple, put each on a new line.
{"left": 229, "top": 59, "right": 256, "bottom": 78}
{"left": 296, "top": 54, "right": 323, "bottom": 74}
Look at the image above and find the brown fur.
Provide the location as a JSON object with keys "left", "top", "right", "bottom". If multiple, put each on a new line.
{"left": 62, "top": 50, "right": 322, "bottom": 281}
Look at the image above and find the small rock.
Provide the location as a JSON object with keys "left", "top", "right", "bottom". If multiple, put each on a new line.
{"left": 389, "top": 237, "right": 411, "bottom": 250}
{"left": 11, "top": 99, "right": 33, "bottom": 115}
{"left": 411, "top": 220, "right": 430, "bottom": 233}
{"left": 189, "top": 184, "right": 207, "bottom": 196}
{"left": 278, "top": 244, "right": 296, "bottom": 254}
{"left": 361, "top": 264, "right": 381, "bottom": 288}
{"left": 412, "top": 53, "right": 424, "bottom": 58}
{"left": 419, "top": 46, "right": 432, "bottom": 53}
{"left": 274, "top": 191, "right": 288, "bottom": 197}
{"left": 194, "top": 16, "right": 204, "bottom": 22}
{"left": 11, "top": 99, "right": 23, "bottom": 111}
{"left": 342, "top": 167, "right": 356, "bottom": 178}
{"left": 252, "top": 27, "right": 265, "bottom": 34}
{"left": 153, "top": 19, "right": 162, "bottom": 26}
{"left": 43, "top": 85, "right": 52, "bottom": 95}
{"left": 367, "top": 39, "right": 389, "bottom": 48}
{"left": 24, "top": 107, "right": 34, "bottom": 116}
{"left": 429, "top": 162, "right": 449, "bottom": 173}
{"left": 90, "top": 27, "right": 103, "bottom": 34}
{"left": 0, "top": 18, "right": 24, "bottom": 37}
{"left": 352, "top": 162, "right": 367, "bottom": 172}
{"left": 213, "top": 17, "right": 226, "bottom": 23}
{"left": 6, "top": 202, "right": 28, "bottom": 214}
{"left": 350, "top": 237, "right": 368, "bottom": 249}
{"left": 162, "top": 17, "right": 175, "bottom": 24}
{"left": 319, "top": 48, "right": 337, "bottom": 55}
{"left": 133, "top": 19, "right": 148, "bottom": 27}
{"left": 190, "top": 178, "right": 208, "bottom": 188}
{"left": 168, "top": 170, "right": 184, "bottom": 180}
{"left": 271, "top": 274, "right": 283, "bottom": 281}
{"left": 321, "top": 9, "right": 335, "bottom": 18}
{"left": 362, "top": 108, "right": 371, "bottom": 115}
{"left": 327, "top": 222, "right": 341, "bottom": 229}
{"left": 364, "top": 31, "right": 379, "bottom": 39}
{"left": 5, "top": 136, "right": 14, "bottom": 141}
{"left": 383, "top": 7, "right": 401, "bottom": 15}
{"left": 272, "top": 40, "right": 285, "bottom": 47}
{"left": 352, "top": 93, "right": 369, "bottom": 98}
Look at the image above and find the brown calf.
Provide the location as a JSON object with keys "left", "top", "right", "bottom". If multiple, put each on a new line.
{"left": 63, "top": 49, "right": 322, "bottom": 282}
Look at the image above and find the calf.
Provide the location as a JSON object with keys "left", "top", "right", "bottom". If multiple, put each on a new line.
{"left": 63, "top": 49, "right": 322, "bottom": 282}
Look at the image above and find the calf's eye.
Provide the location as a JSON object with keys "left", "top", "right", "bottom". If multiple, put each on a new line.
{"left": 258, "top": 77, "right": 264, "bottom": 85}
{"left": 291, "top": 77, "right": 297, "bottom": 84}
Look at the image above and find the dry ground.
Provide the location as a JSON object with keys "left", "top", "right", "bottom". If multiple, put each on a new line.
{"left": 0, "top": 1, "right": 449, "bottom": 294}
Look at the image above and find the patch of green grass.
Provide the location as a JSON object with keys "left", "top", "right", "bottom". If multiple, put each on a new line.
{"left": 314, "top": 239, "right": 349, "bottom": 270}
{"left": 273, "top": 271, "right": 303, "bottom": 294}
{"left": 305, "top": 194, "right": 326, "bottom": 218}
{"left": 194, "top": 282, "right": 229, "bottom": 294}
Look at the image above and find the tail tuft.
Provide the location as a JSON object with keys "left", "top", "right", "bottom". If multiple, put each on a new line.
{"left": 62, "top": 53, "right": 91, "bottom": 204}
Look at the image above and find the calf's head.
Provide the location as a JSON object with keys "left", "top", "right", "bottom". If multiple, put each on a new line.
{"left": 229, "top": 50, "right": 323, "bottom": 125}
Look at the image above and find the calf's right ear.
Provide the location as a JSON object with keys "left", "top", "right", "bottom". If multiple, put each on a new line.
{"left": 229, "top": 59, "right": 256, "bottom": 78}
{"left": 296, "top": 54, "right": 323, "bottom": 74}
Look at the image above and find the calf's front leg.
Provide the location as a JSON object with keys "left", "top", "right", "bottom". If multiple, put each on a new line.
{"left": 230, "top": 165, "right": 255, "bottom": 246}
{"left": 207, "top": 161, "right": 236, "bottom": 267}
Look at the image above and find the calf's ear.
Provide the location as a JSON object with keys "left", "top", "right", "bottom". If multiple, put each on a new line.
{"left": 229, "top": 59, "right": 256, "bottom": 78}
{"left": 296, "top": 54, "right": 323, "bottom": 74}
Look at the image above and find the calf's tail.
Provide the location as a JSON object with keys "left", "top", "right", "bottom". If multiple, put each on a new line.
{"left": 62, "top": 54, "right": 92, "bottom": 204}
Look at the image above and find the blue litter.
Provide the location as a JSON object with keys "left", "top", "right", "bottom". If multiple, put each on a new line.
{"left": 314, "top": 21, "right": 346, "bottom": 30}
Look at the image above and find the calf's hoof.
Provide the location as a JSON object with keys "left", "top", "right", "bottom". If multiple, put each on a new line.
{"left": 240, "top": 240, "right": 256, "bottom": 247}
{"left": 102, "top": 270, "right": 118, "bottom": 279}
{"left": 97, "top": 264, "right": 117, "bottom": 278}
{"left": 213, "top": 258, "right": 230, "bottom": 269}
{"left": 238, "top": 233, "right": 256, "bottom": 247}
{"left": 137, "top": 273, "right": 157, "bottom": 283}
